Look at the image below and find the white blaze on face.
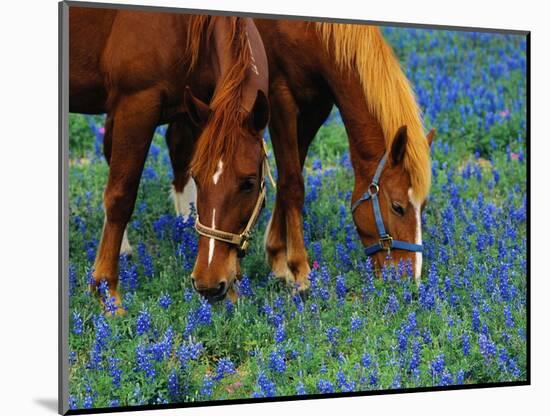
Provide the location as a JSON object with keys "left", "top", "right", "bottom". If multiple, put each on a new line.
{"left": 207, "top": 160, "right": 224, "bottom": 267}
{"left": 208, "top": 208, "right": 216, "bottom": 267}
{"left": 213, "top": 160, "right": 224, "bottom": 185}
{"left": 408, "top": 188, "right": 423, "bottom": 282}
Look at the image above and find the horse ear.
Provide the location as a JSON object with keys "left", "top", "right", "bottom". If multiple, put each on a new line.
{"left": 249, "top": 90, "right": 270, "bottom": 132}
{"left": 427, "top": 128, "right": 436, "bottom": 147}
{"left": 184, "top": 86, "right": 211, "bottom": 127}
{"left": 390, "top": 125, "right": 408, "bottom": 166}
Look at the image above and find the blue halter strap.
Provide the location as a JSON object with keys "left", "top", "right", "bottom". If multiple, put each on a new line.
{"left": 351, "top": 153, "right": 423, "bottom": 256}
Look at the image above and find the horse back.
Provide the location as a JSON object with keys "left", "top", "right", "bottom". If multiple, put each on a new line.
{"left": 69, "top": 7, "right": 117, "bottom": 113}
{"left": 69, "top": 8, "right": 192, "bottom": 114}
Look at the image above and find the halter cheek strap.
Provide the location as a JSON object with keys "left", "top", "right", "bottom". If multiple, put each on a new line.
{"left": 351, "top": 153, "right": 423, "bottom": 256}
{"left": 194, "top": 141, "right": 275, "bottom": 257}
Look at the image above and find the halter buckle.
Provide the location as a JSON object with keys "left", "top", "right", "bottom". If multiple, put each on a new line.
{"left": 368, "top": 183, "right": 380, "bottom": 196}
{"left": 379, "top": 235, "right": 393, "bottom": 254}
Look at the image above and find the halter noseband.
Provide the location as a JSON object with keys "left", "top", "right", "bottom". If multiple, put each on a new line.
{"left": 351, "top": 153, "right": 423, "bottom": 256}
{"left": 194, "top": 141, "right": 275, "bottom": 257}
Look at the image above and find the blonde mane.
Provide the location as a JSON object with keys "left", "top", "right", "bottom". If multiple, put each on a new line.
{"left": 316, "top": 23, "right": 431, "bottom": 202}
{"left": 187, "top": 16, "right": 253, "bottom": 185}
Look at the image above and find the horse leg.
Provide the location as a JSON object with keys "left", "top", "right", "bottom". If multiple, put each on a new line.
{"left": 264, "top": 82, "right": 298, "bottom": 284}
{"left": 92, "top": 89, "right": 160, "bottom": 314}
{"left": 165, "top": 118, "right": 198, "bottom": 220}
{"left": 103, "top": 115, "right": 133, "bottom": 256}
{"left": 282, "top": 102, "right": 333, "bottom": 291}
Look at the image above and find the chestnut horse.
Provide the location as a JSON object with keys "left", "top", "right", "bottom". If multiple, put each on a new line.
{"left": 168, "top": 20, "right": 434, "bottom": 293}
{"left": 69, "top": 8, "right": 269, "bottom": 310}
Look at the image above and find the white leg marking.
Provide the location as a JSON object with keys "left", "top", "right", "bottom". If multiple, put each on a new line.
{"left": 120, "top": 228, "right": 133, "bottom": 255}
{"left": 213, "top": 160, "right": 224, "bottom": 185}
{"left": 171, "top": 179, "right": 197, "bottom": 220}
{"left": 408, "top": 188, "right": 422, "bottom": 283}
{"left": 102, "top": 206, "right": 133, "bottom": 255}
{"left": 207, "top": 209, "right": 216, "bottom": 267}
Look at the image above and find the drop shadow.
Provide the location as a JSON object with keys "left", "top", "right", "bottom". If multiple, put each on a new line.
{"left": 34, "top": 398, "right": 58, "bottom": 413}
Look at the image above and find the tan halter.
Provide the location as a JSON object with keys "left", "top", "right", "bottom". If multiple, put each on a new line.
{"left": 194, "top": 141, "right": 275, "bottom": 257}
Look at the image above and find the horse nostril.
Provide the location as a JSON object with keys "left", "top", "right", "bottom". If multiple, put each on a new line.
{"left": 191, "top": 277, "right": 197, "bottom": 291}
{"left": 215, "top": 281, "right": 227, "bottom": 297}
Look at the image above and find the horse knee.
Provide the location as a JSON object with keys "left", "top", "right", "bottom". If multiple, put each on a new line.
{"left": 104, "top": 185, "right": 136, "bottom": 223}
{"left": 278, "top": 174, "right": 305, "bottom": 206}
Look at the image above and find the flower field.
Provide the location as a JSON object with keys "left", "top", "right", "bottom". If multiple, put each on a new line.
{"left": 67, "top": 27, "right": 527, "bottom": 410}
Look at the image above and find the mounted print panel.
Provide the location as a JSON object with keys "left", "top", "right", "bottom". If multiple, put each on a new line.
{"left": 59, "top": 1, "right": 529, "bottom": 414}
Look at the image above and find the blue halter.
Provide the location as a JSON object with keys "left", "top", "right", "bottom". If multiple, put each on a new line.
{"left": 351, "top": 153, "right": 423, "bottom": 256}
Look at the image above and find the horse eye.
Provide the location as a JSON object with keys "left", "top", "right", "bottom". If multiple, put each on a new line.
{"left": 391, "top": 202, "right": 405, "bottom": 216}
{"left": 239, "top": 178, "right": 256, "bottom": 193}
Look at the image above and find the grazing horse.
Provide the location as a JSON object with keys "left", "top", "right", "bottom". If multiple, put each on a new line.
{"left": 257, "top": 21, "right": 434, "bottom": 288}
{"left": 168, "top": 20, "right": 433, "bottom": 292}
{"left": 69, "top": 8, "right": 269, "bottom": 310}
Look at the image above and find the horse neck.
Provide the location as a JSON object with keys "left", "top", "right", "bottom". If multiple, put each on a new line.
{"left": 329, "top": 70, "right": 387, "bottom": 181}
{"left": 209, "top": 17, "right": 268, "bottom": 113}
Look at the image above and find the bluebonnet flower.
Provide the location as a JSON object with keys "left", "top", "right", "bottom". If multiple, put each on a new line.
{"left": 214, "top": 358, "right": 236, "bottom": 381}
{"left": 254, "top": 372, "right": 277, "bottom": 397}
{"left": 68, "top": 396, "right": 78, "bottom": 410}
{"left": 369, "top": 369, "right": 378, "bottom": 386}
{"left": 183, "top": 288, "right": 194, "bottom": 302}
{"left": 326, "top": 326, "right": 340, "bottom": 344}
{"left": 224, "top": 299, "right": 234, "bottom": 315}
{"left": 456, "top": 369, "right": 466, "bottom": 384}
{"left": 135, "top": 344, "right": 155, "bottom": 379}
{"left": 90, "top": 314, "right": 111, "bottom": 368}
{"left": 268, "top": 349, "right": 286, "bottom": 374}
{"left": 335, "top": 274, "right": 347, "bottom": 301}
{"left": 201, "top": 375, "right": 214, "bottom": 398}
{"left": 236, "top": 275, "right": 253, "bottom": 297}
{"left": 296, "top": 381, "right": 306, "bottom": 395}
{"left": 136, "top": 309, "right": 151, "bottom": 336}
{"left": 150, "top": 327, "right": 174, "bottom": 362}
{"left": 316, "top": 379, "right": 335, "bottom": 394}
{"left": 440, "top": 369, "right": 453, "bottom": 386}
{"left": 312, "top": 159, "right": 322, "bottom": 170}
{"left": 108, "top": 357, "right": 122, "bottom": 388}
{"left": 158, "top": 293, "right": 172, "bottom": 309}
{"left": 337, "top": 370, "right": 356, "bottom": 392}
{"left": 478, "top": 334, "right": 497, "bottom": 360}
{"left": 184, "top": 298, "right": 212, "bottom": 335}
{"left": 69, "top": 265, "right": 78, "bottom": 297}
{"left": 168, "top": 369, "right": 179, "bottom": 400}
{"left": 72, "top": 311, "right": 83, "bottom": 335}
{"left": 422, "top": 328, "right": 433, "bottom": 345}
{"left": 508, "top": 358, "right": 521, "bottom": 378}
{"left": 410, "top": 340, "right": 422, "bottom": 373}
{"left": 82, "top": 394, "right": 94, "bottom": 409}
{"left": 504, "top": 306, "right": 515, "bottom": 328}
{"left": 361, "top": 352, "right": 372, "bottom": 369}
{"left": 391, "top": 374, "right": 402, "bottom": 389}
{"left": 136, "top": 242, "right": 154, "bottom": 278}
{"left": 429, "top": 354, "right": 446, "bottom": 380}
{"left": 385, "top": 293, "right": 400, "bottom": 314}
{"left": 274, "top": 325, "right": 286, "bottom": 344}
{"left": 177, "top": 341, "right": 203, "bottom": 370}
{"left": 119, "top": 262, "right": 139, "bottom": 292}
{"left": 351, "top": 315, "right": 363, "bottom": 332}
{"left": 462, "top": 333, "right": 471, "bottom": 356}
{"left": 471, "top": 307, "right": 481, "bottom": 332}
{"left": 292, "top": 293, "right": 305, "bottom": 313}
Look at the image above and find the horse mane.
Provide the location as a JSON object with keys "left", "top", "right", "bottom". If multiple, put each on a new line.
{"left": 316, "top": 23, "right": 431, "bottom": 203}
{"left": 187, "top": 16, "right": 253, "bottom": 185}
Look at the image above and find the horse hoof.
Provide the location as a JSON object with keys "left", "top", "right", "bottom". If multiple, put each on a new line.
{"left": 298, "top": 288, "right": 310, "bottom": 302}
